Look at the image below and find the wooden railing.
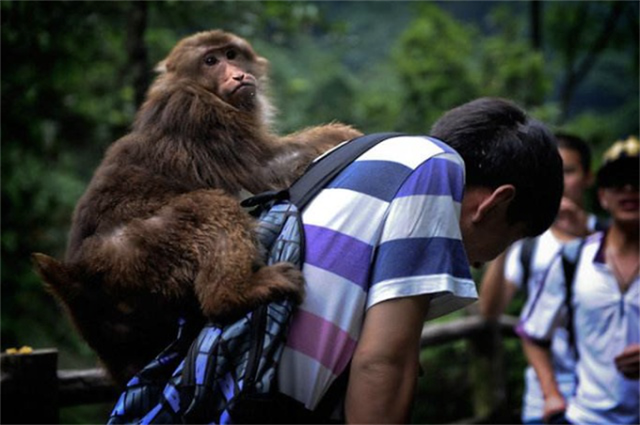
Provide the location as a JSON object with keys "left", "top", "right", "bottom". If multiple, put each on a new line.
{"left": 421, "top": 314, "right": 520, "bottom": 424}
{"left": 0, "top": 314, "right": 519, "bottom": 424}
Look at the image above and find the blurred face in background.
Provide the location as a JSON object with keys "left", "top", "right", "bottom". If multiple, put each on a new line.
{"left": 598, "top": 182, "right": 639, "bottom": 228}
{"left": 559, "top": 147, "right": 592, "bottom": 206}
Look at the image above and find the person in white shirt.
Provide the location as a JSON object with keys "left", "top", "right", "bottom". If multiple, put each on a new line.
{"left": 518, "top": 136, "right": 640, "bottom": 424}
{"left": 479, "top": 133, "right": 603, "bottom": 424}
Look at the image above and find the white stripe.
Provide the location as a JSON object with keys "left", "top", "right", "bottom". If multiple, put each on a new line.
{"left": 436, "top": 151, "right": 467, "bottom": 171}
{"left": 302, "top": 188, "right": 389, "bottom": 244}
{"left": 300, "top": 264, "right": 367, "bottom": 338}
{"left": 357, "top": 136, "right": 445, "bottom": 169}
{"left": 278, "top": 349, "right": 336, "bottom": 410}
{"left": 381, "top": 194, "right": 462, "bottom": 243}
{"left": 367, "top": 274, "right": 478, "bottom": 320}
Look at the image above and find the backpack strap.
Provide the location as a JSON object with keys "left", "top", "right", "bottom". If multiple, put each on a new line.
{"left": 519, "top": 237, "right": 538, "bottom": 299}
{"left": 288, "top": 132, "right": 403, "bottom": 208}
{"left": 594, "top": 216, "right": 610, "bottom": 232}
{"left": 241, "top": 132, "right": 403, "bottom": 213}
{"left": 560, "top": 238, "right": 586, "bottom": 360}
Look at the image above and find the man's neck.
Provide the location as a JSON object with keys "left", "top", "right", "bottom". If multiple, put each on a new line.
{"left": 607, "top": 222, "right": 640, "bottom": 253}
{"left": 549, "top": 225, "right": 581, "bottom": 242}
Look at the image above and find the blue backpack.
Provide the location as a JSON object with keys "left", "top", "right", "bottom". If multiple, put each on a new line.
{"left": 107, "top": 133, "right": 401, "bottom": 424}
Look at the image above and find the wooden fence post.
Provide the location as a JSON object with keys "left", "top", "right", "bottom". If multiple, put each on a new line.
{"left": 468, "top": 320, "right": 507, "bottom": 423}
{"left": 1, "top": 349, "right": 59, "bottom": 424}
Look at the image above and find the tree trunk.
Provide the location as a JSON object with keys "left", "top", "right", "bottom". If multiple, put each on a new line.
{"left": 126, "top": 1, "right": 149, "bottom": 108}
{"left": 530, "top": 1, "right": 542, "bottom": 50}
{"left": 559, "top": 2, "right": 624, "bottom": 123}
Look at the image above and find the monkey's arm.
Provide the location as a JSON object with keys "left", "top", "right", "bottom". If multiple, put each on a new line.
{"left": 266, "top": 122, "right": 363, "bottom": 187}
{"left": 278, "top": 122, "right": 362, "bottom": 151}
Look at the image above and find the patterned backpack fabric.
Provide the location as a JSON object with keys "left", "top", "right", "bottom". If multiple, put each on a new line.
{"left": 107, "top": 133, "right": 400, "bottom": 424}
{"left": 108, "top": 203, "right": 302, "bottom": 424}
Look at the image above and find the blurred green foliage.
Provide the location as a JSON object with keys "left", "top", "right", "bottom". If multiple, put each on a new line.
{"left": 2, "top": 1, "right": 637, "bottom": 423}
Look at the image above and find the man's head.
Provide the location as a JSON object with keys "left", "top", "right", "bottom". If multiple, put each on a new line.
{"left": 555, "top": 133, "right": 594, "bottom": 206}
{"left": 431, "top": 97, "right": 563, "bottom": 264}
{"left": 596, "top": 136, "right": 639, "bottom": 227}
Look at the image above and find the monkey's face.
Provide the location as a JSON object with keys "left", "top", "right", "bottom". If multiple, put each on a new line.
{"left": 203, "top": 45, "right": 259, "bottom": 111}
{"left": 162, "top": 31, "right": 269, "bottom": 113}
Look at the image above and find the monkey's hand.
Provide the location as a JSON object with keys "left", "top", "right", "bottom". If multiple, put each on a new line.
{"left": 198, "top": 261, "right": 305, "bottom": 321}
{"left": 255, "top": 262, "right": 305, "bottom": 305}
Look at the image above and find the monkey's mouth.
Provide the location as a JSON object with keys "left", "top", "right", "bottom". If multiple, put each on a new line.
{"left": 231, "top": 83, "right": 256, "bottom": 95}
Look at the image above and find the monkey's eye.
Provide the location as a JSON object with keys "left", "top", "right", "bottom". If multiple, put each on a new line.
{"left": 226, "top": 49, "right": 237, "bottom": 60}
{"left": 204, "top": 55, "right": 218, "bottom": 66}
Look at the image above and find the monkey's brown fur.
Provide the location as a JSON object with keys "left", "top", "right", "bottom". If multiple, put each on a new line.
{"left": 32, "top": 30, "right": 361, "bottom": 385}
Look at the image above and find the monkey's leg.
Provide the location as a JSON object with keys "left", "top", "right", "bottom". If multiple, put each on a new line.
{"left": 91, "top": 188, "right": 304, "bottom": 318}
{"left": 182, "top": 191, "right": 305, "bottom": 319}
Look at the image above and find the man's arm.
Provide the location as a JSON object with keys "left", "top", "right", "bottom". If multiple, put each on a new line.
{"left": 345, "top": 295, "right": 431, "bottom": 424}
{"left": 521, "top": 337, "right": 567, "bottom": 421}
{"left": 479, "top": 251, "right": 518, "bottom": 320}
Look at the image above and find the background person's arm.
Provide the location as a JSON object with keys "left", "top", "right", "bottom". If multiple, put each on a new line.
{"left": 479, "top": 251, "right": 518, "bottom": 320}
{"left": 614, "top": 343, "right": 640, "bottom": 380}
{"left": 345, "top": 295, "right": 431, "bottom": 424}
{"left": 521, "top": 337, "right": 567, "bottom": 421}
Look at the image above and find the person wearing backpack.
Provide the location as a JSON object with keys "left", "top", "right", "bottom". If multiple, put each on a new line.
{"left": 274, "top": 97, "right": 564, "bottom": 423}
{"left": 518, "top": 136, "right": 639, "bottom": 424}
{"left": 478, "top": 133, "right": 604, "bottom": 424}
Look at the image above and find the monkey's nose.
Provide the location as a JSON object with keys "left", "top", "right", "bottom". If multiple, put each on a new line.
{"left": 232, "top": 73, "right": 245, "bottom": 81}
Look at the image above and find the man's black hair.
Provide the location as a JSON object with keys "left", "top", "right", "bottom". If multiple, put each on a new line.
{"left": 555, "top": 132, "right": 592, "bottom": 173}
{"left": 430, "top": 97, "right": 563, "bottom": 237}
{"left": 597, "top": 157, "right": 639, "bottom": 188}
{"left": 596, "top": 136, "right": 640, "bottom": 188}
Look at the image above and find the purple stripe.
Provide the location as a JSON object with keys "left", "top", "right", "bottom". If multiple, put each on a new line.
{"left": 395, "top": 157, "right": 465, "bottom": 202}
{"left": 287, "top": 309, "right": 356, "bottom": 375}
{"left": 304, "top": 225, "right": 372, "bottom": 289}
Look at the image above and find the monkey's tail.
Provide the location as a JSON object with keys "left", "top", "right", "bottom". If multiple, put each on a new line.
{"left": 31, "top": 253, "right": 81, "bottom": 303}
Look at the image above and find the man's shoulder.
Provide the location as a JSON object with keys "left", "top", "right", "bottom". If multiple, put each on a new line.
{"left": 355, "top": 135, "right": 464, "bottom": 171}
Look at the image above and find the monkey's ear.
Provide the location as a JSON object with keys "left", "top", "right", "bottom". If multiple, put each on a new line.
{"left": 31, "top": 253, "right": 80, "bottom": 302}
{"left": 154, "top": 59, "right": 169, "bottom": 74}
{"left": 254, "top": 55, "right": 270, "bottom": 79}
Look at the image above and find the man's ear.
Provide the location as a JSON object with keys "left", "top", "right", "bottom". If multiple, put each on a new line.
{"left": 597, "top": 188, "right": 609, "bottom": 210}
{"left": 472, "top": 184, "right": 516, "bottom": 223}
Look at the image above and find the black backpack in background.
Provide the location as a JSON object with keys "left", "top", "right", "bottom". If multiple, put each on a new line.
{"left": 519, "top": 236, "right": 587, "bottom": 359}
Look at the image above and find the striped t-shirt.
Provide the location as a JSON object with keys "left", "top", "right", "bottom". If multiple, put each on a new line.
{"left": 277, "top": 135, "right": 479, "bottom": 409}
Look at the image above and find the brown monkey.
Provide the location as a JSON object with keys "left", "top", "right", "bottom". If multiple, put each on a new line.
{"left": 32, "top": 30, "right": 362, "bottom": 385}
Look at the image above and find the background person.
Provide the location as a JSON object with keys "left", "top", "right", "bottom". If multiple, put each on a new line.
{"left": 479, "top": 133, "right": 604, "bottom": 424}
{"left": 518, "top": 136, "right": 639, "bottom": 424}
